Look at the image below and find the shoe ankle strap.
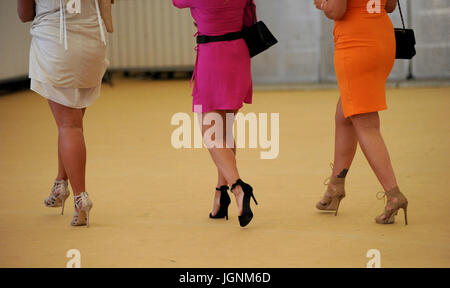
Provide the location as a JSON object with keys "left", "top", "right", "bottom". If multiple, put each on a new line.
{"left": 54, "top": 179, "right": 68, "bottom": 185}
{"left": 230, "top": 179, "right": 244, "bottom": 192}
{"left": 216, "top": 185, "right": 229, "bottom": 192}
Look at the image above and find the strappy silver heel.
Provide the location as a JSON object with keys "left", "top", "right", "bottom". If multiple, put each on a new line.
{"left": 71, "top": 192, "right": 93, "bottom": 228}
{"left": 44, "top": 180, "right": 70, "bottom": 215}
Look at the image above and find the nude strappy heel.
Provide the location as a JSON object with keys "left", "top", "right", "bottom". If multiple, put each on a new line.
{"left": 316, "top": 176, "right": 346, "bottom": 216}
{"left": 71, "top": 192, "right": 93, "bottom": 228}
{"left": 44, "top": 179, "right": 70, "bottom": 215}
{"left": 375, "top": 187, "right": 408, "bottom": 225}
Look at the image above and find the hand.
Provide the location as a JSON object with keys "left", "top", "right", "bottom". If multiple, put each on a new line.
{"left": 314, "top": 0, "right": 327, "bottom": 10}
{"left": 314, "top": 0, "right": 323, "bottom": 10}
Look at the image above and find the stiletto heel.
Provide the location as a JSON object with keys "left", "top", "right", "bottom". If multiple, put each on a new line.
{"left": 402, "top": 203, "right": 408, "bottom": 225}
{"left": 209, "top": 185, "right": 231, "bottom": 220}
{"left": 231, "top": 179, "right": 257, "bottom": 227}
{"left": 334, "top": 195, "right": 344, "bottom": 216}
{"left": 71, "top": 192, "right": 93, "bottom": 228}
{"left": 375, "top": 187, "right": 408, "bottom": 225}
{"left": 61, "top": 198, "right": 66, "bottom": 215}
{"left": 316, "top": 176, "right": 345, "bottom": 215}
{"left": 251, "top": 194, "right": 258, "bottom": 205}
{"left": 45, "top": 180, "right": 70, "bottom": 215}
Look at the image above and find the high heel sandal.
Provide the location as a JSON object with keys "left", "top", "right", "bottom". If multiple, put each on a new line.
{"left": 316, "top": 176, "right": 346, "bottom": 216}
{"left": 231, "top": 179, "right": 258, "bottom": 227}
{"left": 44, "top": 179, "right": 70, "bottom": 215}
{"left": 209, "top": 185, "right": 231, "bottom": 220}
{"left": 375, "top": 187, "right": 408, "bottom": 225}
{"left": 71, "top": 192, "right": 93, "bottom": 228}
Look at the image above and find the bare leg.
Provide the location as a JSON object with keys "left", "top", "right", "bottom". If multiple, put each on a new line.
{"left": 332, "top": 99, "right": 358, "bottom": 177}
{"left": 350, "top": 112, "right": 398, "bottom": 192}
{"left": 211, "top": 120, "right": 236, "bottom": 216}
{"left": 54, "top": 108, "right": 86, "bottom": 181}
{"left": 320, "top": 99, "right": 358, "bottom": 204}
{"left": 56, "top": 135, "right": 68, "bottom": 181}
{"left": 216, "top": 144, "right": 236, "bottom": 185}
{"left": 201, "top": 110, "right": 244, "bottom": 215}
{"left": 48, "top": 100, "right": 86, "bottom": 196}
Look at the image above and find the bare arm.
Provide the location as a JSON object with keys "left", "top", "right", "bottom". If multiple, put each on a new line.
{"left": 172, "top": 0, "right": 194, "bottom": 9}
{"left": 243, "top": 0, "right": 257, "bottom": 28}
{"left": 314, "top": 0, "right": 347, "bottom": 20}
{"left": 17, "top": 0, "right": 35, "bottom": 23}
{"left": 385, "top": 0, "right": 397, "bottom": 13}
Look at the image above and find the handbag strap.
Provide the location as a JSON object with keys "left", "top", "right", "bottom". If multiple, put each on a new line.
{"left": 398, "top": 0, "right": 406, "bottom": 29}
{"left": 248, "top": 0, "right": 257, "bottom": 24}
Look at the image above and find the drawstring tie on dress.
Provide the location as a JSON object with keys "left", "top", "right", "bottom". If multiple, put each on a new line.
{"left": 59, "top": 0, "right": 68, "bottom": 50}
{"left": 59, "top": 0, "right": 107, "bottom": 51}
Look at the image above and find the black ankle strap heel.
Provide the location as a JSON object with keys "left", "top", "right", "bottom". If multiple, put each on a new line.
{"left": 209, "top": 185, "right": 231, "bottom": 220}
{"left": 216, "top": 185, "right": 229, "bottom": 193}
{"left": 231, "top": 179, "right": 258, "bottom": 227}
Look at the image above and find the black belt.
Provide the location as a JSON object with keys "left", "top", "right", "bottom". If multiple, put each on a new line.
{"left": 196, "top": 31, "right": 244, "bottom": 44}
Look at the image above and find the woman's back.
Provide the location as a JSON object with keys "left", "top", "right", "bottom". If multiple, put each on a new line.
{"left": 338, "top": 0, "right": 389, "bottom": 21}
{"left": 173, "top": 0, "right": 250, "bottom": 36}
{"left": 34, "top": 0, "right": 100, "bottom": 25}
{"left": 335, "top": 0, "right": 393, "bottom": 39}
{"left": 347, "top": 0, "right": 386, "bottom": 9}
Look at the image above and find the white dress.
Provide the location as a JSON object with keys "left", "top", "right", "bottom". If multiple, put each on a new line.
{"left": 29, "top": 0, "right": 108, "bottom": 109}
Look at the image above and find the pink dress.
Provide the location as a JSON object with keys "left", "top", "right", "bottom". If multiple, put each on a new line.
{"left": 172, "top": 0, "right": 256, "bottom": 113}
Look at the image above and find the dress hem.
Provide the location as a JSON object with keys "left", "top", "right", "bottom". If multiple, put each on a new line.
{"left": 192, "top": 101, "right": 252, "bottom": 113}
{"left": 344, "top": 106, "right": 388, "bottom": 118}
{"left": 31, "top": 80, "right": 99, "bottom": 109}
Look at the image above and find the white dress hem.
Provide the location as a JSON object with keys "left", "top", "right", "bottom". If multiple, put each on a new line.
{"left": 31, "top": 79, "right": 101, "bottom": 109}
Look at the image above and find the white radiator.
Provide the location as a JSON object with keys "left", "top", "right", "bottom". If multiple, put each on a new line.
{"left": 107, "top": 0, "right": 196, "bottom": 71}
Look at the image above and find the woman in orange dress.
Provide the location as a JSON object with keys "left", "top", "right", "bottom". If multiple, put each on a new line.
{"left": 313, "top": 0, "right": 408, "bottom": 224}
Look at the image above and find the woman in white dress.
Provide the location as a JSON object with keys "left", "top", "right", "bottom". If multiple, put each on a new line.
{"left": 18, "top": 0, "right": 111, "bottom": 227}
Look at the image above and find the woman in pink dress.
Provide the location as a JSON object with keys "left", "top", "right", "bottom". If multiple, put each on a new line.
{"left": 173, "top": 0, "right": 258, "bottom": 227}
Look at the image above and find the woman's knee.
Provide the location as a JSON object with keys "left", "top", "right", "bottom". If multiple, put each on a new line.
{"left": 350, "top": 112, "right": 380, "bottom": 131}
{"left": 57, "top": 112, "right": 84, "bottom": 132}
{"left": 49, "top": 101, "right": 83, "bottom": 126}
{"left": 335, "top": 108, "right": 352, "bottom": 127}
{"left": 335, "top": 99, "right": 352, "bottom": 126}
{"left": 201, "top": 111, "right": 230, "bottom": 148}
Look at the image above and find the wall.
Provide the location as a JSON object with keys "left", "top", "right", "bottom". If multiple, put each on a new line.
{"left": 107, "top": 0, "right": 196, "bottom": 71}
{"left": 0, "top": 1, "right": 31, "bottom": 82}
{"left": 1, "top": 0, "right": 449, "bottom": 84}
{"left": 410, "top": 0, "right": 450, "bottom": 80}
{"left": 251, "top": 0, "right": 321, "bottom": 83}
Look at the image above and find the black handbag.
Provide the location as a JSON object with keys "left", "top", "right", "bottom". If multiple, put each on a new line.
{"left": 394, "top": 1, "right": 416, "bottom": 59}
{"left": 242, "top": 0, "right": 278, "bottom": 58}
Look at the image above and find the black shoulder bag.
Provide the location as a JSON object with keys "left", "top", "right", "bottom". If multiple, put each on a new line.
{"left": 394, "top": 0, "right": 416, "bottom": 59}
{"left": 242, "top": 0, "right": 278, "bottom": 58}
{"left": 196, "top": 0, "right": 278, "bottom": 58}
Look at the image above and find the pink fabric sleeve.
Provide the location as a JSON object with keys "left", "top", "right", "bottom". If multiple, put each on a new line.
{"left": 172, "top": 0, "right": 194, "bottom": 8}
{"left": 243, "top": 0, "right": 257, "bottom": 28}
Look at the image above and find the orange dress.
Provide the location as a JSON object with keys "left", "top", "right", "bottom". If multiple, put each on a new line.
{"left": 334, "top": 0, "right": 396, "bottom": 118}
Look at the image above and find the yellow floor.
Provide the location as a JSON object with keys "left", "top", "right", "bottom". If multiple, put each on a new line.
{"left": 0, "top": 78, "right": 449, "bottom": 268}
